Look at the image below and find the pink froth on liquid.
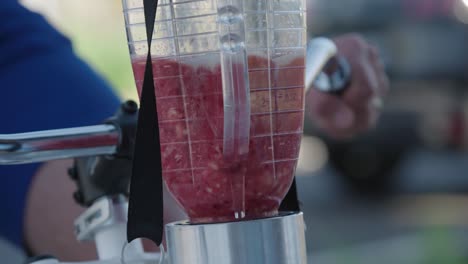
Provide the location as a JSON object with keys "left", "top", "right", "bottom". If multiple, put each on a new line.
{"left": 132, "top": 55, "right": 305, "bottom": 223}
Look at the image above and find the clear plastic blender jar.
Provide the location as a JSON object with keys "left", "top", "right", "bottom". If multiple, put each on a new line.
{"left": 123, "top": 0, "right": 307, "bottom": 223}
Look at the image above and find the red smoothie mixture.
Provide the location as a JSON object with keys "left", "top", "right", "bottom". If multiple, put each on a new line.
{"left": 132, "top": 54, "right": 305, "bottom": 223}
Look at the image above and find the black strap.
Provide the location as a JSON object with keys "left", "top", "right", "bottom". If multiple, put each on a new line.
{"left": 279, "top": 178, "right": 301, "bottom": 212}
{"left": 127, "top": 0, "right": 163, "bottom": 246}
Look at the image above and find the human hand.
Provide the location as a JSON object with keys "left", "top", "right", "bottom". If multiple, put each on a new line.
{"left": 306, "top": 34, "right": 390, "bottom": 139}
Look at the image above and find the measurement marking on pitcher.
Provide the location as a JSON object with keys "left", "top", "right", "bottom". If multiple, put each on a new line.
{"left": 163, "top": 158, "right": 299, "bottom": 172}
{"left": 265, "top": 1, "right": 277, "bottom": 182}
{"left": 169, "top": 0, "right": 196, "bottom": 184}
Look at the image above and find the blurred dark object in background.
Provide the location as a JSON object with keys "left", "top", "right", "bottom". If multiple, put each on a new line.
{"left": 317, "top": 112, "right": 422, "bottom": 196}
{"left": 304, "top": 0, "right": 468, "bottom": 194}
{"left": 299, "top": 1, "right": 468, "bottom": 262}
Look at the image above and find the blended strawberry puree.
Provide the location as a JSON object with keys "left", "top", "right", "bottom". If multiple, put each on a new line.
{"left": 132, "top": 54, "right": 305, "bottom": 223}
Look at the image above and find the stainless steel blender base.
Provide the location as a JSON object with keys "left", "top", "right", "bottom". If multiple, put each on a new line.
{"left": 165, "top": 212, "right": 307, "bottom": 264}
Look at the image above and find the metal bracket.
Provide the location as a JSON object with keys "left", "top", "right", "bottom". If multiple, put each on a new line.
{"left": 74, "top": 196, "right": 127, "bottom": 242}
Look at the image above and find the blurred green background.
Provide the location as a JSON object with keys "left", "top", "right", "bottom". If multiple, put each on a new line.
{"left": 21, "top": 0, "right": 138, "bottom": 101}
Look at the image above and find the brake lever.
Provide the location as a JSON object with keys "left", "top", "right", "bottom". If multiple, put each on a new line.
{"left": 306, "top": 37, "right": 352, "bottom": 94}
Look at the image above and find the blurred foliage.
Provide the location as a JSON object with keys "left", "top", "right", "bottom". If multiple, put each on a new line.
{"left": 422, "top": 227, "right": 465, "bottom": 264}
{"left": 23, "top": 0, "right": 139, "bottom": 101}
{"left": 70, "top": 28, "right": 138, "bottom": 101}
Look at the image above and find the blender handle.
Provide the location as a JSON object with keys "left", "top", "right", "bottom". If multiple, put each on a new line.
{"left": 305, "top": 37, "right": 352, "bottom": 94}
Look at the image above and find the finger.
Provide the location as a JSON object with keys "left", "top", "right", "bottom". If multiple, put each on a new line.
{"left": 340, "top": 61, "right": 382, "bottom": 134}
{"left": 334, "top": 33, "right": 368, "bottom": 58}
{"left": 320, "top": 123, "right": 357, "bottom": 140}
{"left": 368, "top": 45, "right": 380, "bottom": 63}
{"left": 323, "top": 100, "right": 380, "bottom": 139}
{"left": 352, "top": 102, "right": 380, "bottom": 133}
{"left": 347, "top": 64, "right": 383, "bottom": 133}
{"left": 368, "top": 45, "right": 390, "bottom": 96}
{"left": 306, "top": 89, "right": 356, "bottom": 134}
{"left": 371, "top": 62, "right": 390, "bottom": 97}
{"left": 342, "top": 58, "right": 377, "bottom": 108}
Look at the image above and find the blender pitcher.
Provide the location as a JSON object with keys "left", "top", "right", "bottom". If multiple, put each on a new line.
{"left": 123, "top": 0, "right": 308, "bottom": 223}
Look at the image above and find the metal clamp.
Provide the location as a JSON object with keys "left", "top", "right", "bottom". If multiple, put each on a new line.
{"left": 74, "top": 196, "right": 127, "bottom": 242}
{"left": 74, "top": 196, "right": 146, "bottom": 261}
{"left": 314, "top": 56, "right": 352, "bottom": 93}
{"left": 306, "top": 37, "right": 352, "bottom": 94}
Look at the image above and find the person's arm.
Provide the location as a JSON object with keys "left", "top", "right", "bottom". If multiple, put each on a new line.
{"left": 25, "top": 161, "right": 186, "bottom": 261}
{"left": 306, "top": 34, "right": 390, "bottom": 139}
{"left": 0, "top": 1, "right": 120, "bottom": 260}
{"left": 24, "top": 160, "right": 98, "bottom": 260}
{"left": 0, "top": 3, "right": 186, "bottom": 261}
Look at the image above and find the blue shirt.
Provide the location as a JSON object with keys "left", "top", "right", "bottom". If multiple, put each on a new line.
{"left": 0, "top": 1, "right": 121, "bottom": 247}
